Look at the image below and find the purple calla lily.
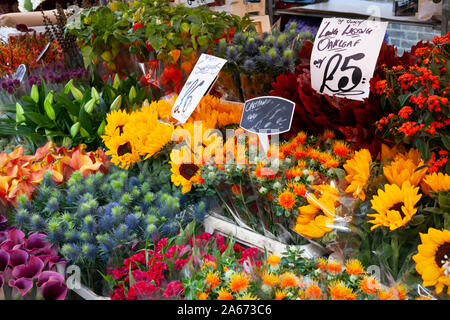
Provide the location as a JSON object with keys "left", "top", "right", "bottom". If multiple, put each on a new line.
{"left": 0, "top": 231, "right": 7, "bottom": 245}
{"left": 6, "top": 229, "right": 25, "bottom": 246}
{"left": 37, "top": 272, "right": 67, "bottom": 300}
{"left": 37, "top": 271, "right": 64, "bottom": 287}
{"left": 0, "top": 251, "right": 9, "bottom": 272}
{"left": 8, "top": 277, "right": 34, "bottom": 297}
{"left": 24, "top": 233, "right": 51, "bottom": 253}
{"left": 8, "top": 249, "right": 28, "bottom": 268}
{"left": 0, "top": 273, "right": 3, "bottom": 290}
{"left": 12, "top": 255, "right": 44, "bottom": 279}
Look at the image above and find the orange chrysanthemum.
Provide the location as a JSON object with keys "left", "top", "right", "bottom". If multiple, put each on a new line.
{"left": 390, "top": 284, "right": 407, "bottom": 300}
{"left": 287, "top": 182, "right": 307, "bottom": 197}
{"left": 328, "top": 281, "right": 355, "bottom": 300}
{"left": 278, "top": 190, "right": 296, "bottom": 210}
{"left": 229, "top": 272, "right": 250, "bottom": 293}
{"left": 294, "top": 131, "right": 307, "bottom": 144}
{"left": 377, "top": 290, "right": 394, "bottom": 300}
{"left": 345, "top": 259, "right": 365, "bottom": 276}
{"left": 325, "top": 260, "right": 342, "bottom": 274}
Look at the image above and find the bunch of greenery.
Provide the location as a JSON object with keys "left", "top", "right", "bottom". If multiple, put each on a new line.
{"left": 0, "top": 75, "right": 148, "bottom": 152}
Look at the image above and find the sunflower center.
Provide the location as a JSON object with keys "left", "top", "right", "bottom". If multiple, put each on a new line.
{"left": 435, "top": 242, "right": 450, "bottom": 276}
{"left": 179, "top": 163, "right": 199, "bottom": 181}
{"left": 117, "top": 142, "right": 132, "bottom": 156}
{"left": 389, "top": 202, "right": 405, "bottom": 218}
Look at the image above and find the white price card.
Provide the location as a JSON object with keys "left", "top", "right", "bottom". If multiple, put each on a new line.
{"left": 180, "top": 0, "right": 215, "bottom": 8}
{"left": 310, "top": 18, "right": 388, "bottom": 101}
{"left": 172, "top": 53, "right": 227, "bottom": 124}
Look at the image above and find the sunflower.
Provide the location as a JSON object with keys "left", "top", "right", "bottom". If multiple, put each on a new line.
{"left": 217, "top": 288, "right": 233, "bottom": 300}
{"left": 229, "top": 272, "right": 250, "bottom": 293}
{"left": 412, "top": 228, "right": 450, "bottom": 294}
{"left": 343, "top": 149, "right": 372, "bottom": 201}
{"left": 421, "top": 172, "right": 450, "bottom": 195}
{"left": 169, "top": 146, "right": 204, "bottom": 194}
{"left": 368, "top": 181, "right": 422, "bottom": 231}
{"left": 103, "top": 109, "right": 131, "bottom": 143}
{"left": 383, "top": 157, "right": 427, "bottom": 187}
{"left": 345, "top": 259, "right": 365, "bottom": 276}
{"left": 103, "top": 133, "right": 140, "bottom": 170}
{"left": 294, "top": 189, "right": 337, "bottom": 239}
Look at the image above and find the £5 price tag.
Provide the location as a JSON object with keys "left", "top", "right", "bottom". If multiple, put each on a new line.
{"left": 310, "top": 17, "right": 387, "bottom": 101}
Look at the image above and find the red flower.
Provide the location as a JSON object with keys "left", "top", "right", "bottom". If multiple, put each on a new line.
{"left": 132, "top": 23, "right": 144, "bottom": 32}
{"left": 163, "top": 281, "right": 184, "bottom": 298}
{"left": 126, "top": 281, "right": 159, "bottom": 300}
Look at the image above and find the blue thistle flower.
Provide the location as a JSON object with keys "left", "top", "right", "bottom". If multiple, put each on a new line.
{"left": 96, "top": 234, "right": 116, "bottom": 255}
{"left": 140, "top": 182, "right": 151, "bottom": 194}
{"left": 79, "top": 232, "right": 94, "bottom": 243}
{"left": 16, "top": 194, "right": 30, "bottom": 210}
{"left": 194, "top": 201, "right": 207, "bottom": 222}
{"left": 83, "top": 215, "right": 97, "bottom": 233}
{"left": 81, "top": 243, "right": 97, "bottom": 261}
{"left": 125, "top": 213, "right": 139, "bottom": 229}
{"left": 64, "top": 230, "right": 81, "bottom": 243}
{"left": 40, "top": 170, "right": 55, "bottom": 188}
{"left": 114, "top": 224, "right": 129, "bottom": 241}
{"left": 61, "top": 243, "right": 81, "bottom": 261}
{"left": 47, "top": 221, "right": 65, "bottom": 243}
{"left": 120, "top": 193, "right": 133, "bottom": 207}
{"left": 15, "top": 208, "right": 30, "bottom": 227}
{"left": 128, "top": 176, "right": 140, "bottom": 189}
{"left": 242, "top": 59, "right": 256, "bottom": 73}
{"left": 98, "top": 213, "right": 114, "bottom": 232}
{"left": 160, "top": 221, "right": 179, "bottom": 236}
{"left": 105, "top": 202, "right": 120, "bottom": 216}
{"left": 45, "top": 196, "right": 59, "bottom": 212}
{"left": 30, "top": 214, "right": 47, "bottom": 231}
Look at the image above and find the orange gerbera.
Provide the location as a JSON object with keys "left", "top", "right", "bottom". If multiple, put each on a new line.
{"left": 217, "top": 288, "right": 233, "bottom": 300}
{"left": 360, "top": 276, "right": 379, "bottom": 294}
{"left": 345, "top": 259, "right": 365, "bottom": 275}
{"left": 229, "top": 272, "right": 250, "bottom": 293}
{"left": 206, "top": 271, "right": 221, "bottom": 289}
{"left": 305, "top": 284, "right": 322, "bottom": 300}
{"left": 278, "top": 190, "right": 296, "bottom": 210}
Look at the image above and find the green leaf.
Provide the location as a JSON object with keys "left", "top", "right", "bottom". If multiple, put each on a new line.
{"left": 23, "top": 0, "right": 33, "bottom": 11}
{"left": 442, "top": 135, "right": 450, "bottom": 150}
{"left": 25, "top": 112, "right": 53, "bottom": 127}
{"left": 438, "top": 192, "right": 450, "bottom": 209}
{"left": 80, "top": 46, "right": 94, "bottom": 69}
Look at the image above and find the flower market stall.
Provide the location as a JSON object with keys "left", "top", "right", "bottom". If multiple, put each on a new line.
{"left": 0, "top": 0, "right": 449, "bottom": 303}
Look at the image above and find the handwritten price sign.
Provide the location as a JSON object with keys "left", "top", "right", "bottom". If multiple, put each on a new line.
{"left": 172, "top": 53, "right": 227, "bottom": 124}
{"left": 310, "top": 18, "right": 387, "bottom": 101}
{"left": 180, "top": 0, "right": 215, "bottom": 8}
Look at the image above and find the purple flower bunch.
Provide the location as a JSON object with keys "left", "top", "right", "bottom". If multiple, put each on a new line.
{"left": 0, "top": 79, "right": 21, "bottom": 94}
{"left": 27, "top": 64, "right": 90, "bottom": 87}
{"left": 0, "top": 216, "right": 67, "bottom": 300}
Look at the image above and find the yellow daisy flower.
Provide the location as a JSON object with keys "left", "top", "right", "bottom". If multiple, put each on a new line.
{"left": 421, "top": 172, "right": 450, "bottom": 195}
{"left": 368, "top": 181, "right": 422, "bottom": 231}
{"left": 343, "top": 149, "right": 372, "bottom": 201}
{"left": 412, "top": 228, "right": 450, "bottom": 295}
{"left": 383, "top": 157, "right": 427, "bottom": 187}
